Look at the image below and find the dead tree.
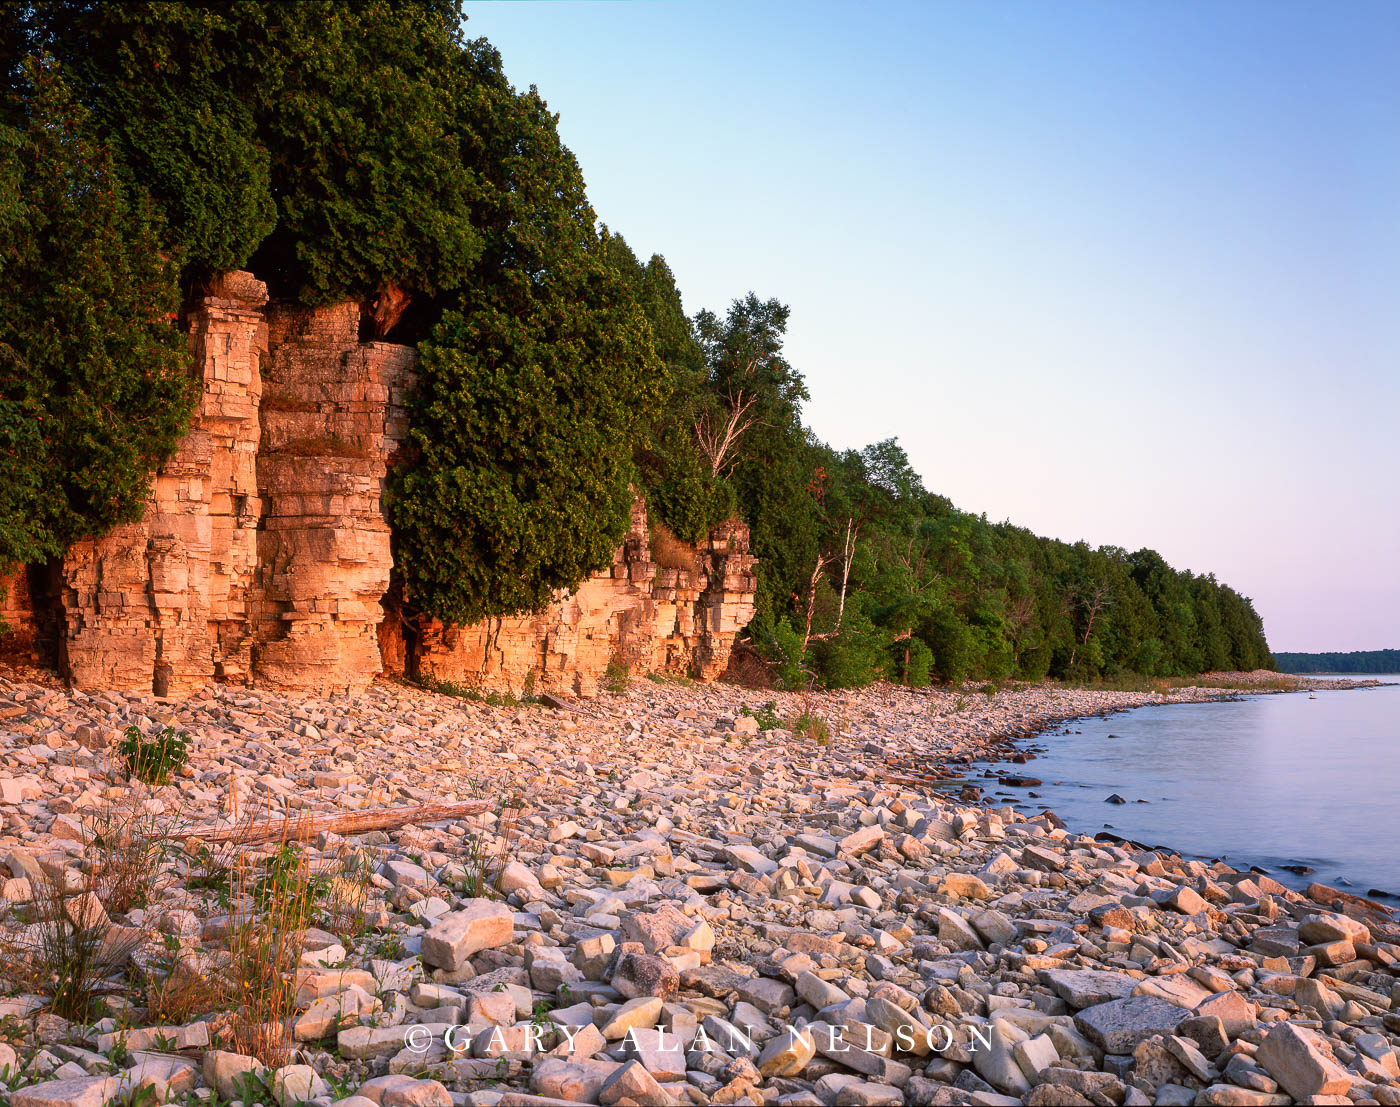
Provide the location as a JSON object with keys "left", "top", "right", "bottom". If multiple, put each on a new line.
{"left": 693, "top": 359, "right": 762, "bottom": 477}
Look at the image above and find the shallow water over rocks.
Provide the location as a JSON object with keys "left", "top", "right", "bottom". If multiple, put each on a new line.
{"left": 980, "top": 679, "right": 1400, "bottom": 898}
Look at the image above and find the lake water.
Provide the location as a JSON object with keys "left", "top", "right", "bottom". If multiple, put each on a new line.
{"left": 976, "top": 677, "right": 1400, "bottom": 898}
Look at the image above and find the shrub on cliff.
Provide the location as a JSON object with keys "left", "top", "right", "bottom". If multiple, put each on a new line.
{"left": 388, "top": 46, "right": 665, "bottom": 625}
{"left": 0, "top": 61, "right": 193, "bottom": 570}
{"left": 602, "top": 232, "right": 735, "bottom": 544}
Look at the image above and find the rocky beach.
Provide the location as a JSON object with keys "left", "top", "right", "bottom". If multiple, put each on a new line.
{"left": 0, "top": 666, "right": 1394, "bottom": 1107}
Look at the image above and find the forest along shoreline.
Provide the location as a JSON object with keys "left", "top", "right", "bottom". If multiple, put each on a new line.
{"left": 0, "top": 663, "right": 1397, "bottom": 1106}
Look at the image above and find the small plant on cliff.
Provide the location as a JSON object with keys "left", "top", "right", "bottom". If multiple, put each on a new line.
{"left": 600, "top": 658, "right": 630, "bottom": 694}
{"left": 117, "top": 725, "right": 190, "bottom": 785}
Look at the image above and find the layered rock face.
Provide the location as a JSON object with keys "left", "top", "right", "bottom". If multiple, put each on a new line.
{"left": 252, "top": 302, "right": 417, "bottom": 693}
{"left": 58, "top": 272, "right": 269, "bottom": 695}
{"left": 0, "top": 273, "right": 755, "bottom": 697}
{"left": 408, "top": 503, "right": 756, "bottom": 698}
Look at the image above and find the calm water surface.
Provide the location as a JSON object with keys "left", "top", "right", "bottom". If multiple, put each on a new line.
{"left": 977, "top": 678, "right": 1400, "bottom": 898}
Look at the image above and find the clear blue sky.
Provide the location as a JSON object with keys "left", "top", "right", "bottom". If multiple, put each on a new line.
{"left": 466, "top": 0, "right": 1399, "bottom": 654}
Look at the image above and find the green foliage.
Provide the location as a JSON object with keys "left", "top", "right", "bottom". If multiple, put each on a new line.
{"left": 411, "top": 672, "right": 537, "bottom": 708}
{"left": 604, "top": 231, "right": 733, "bottom": 543}
{"left": 247, "top": 2, "right": 482, "bottom": 305}
{"left": 29, "top": 1, "right": 478, "bottom": 302}
{"left": 29, "top": 3, "right": 276, "bottom": 278}
{"left": 788, "top": 710, "right": 830, "bottom": 744}
{"left": 600, "top": 657, "right": 630, "bottom": 694}
{"left": 252, "top": 844, "right": 330, "bottom": 918}
{"left": 808, "top": 601, "right": 894, "bottom": 689}
{"left": 740, "top": 700, "right": 781, "bottom": 731}
{"left": 689, "top": 289, "right": 1271, "bottom": 689}
{"left": 0, "top": 60, "right": 195, "bottom": 571}
{"left": 758, "top": 618, "right": 809, "bottom": 691}
{"left": 899, "top": 639, "right": 933, "bottom": 687}
{"left": 117, "top": 725, "right": 189, "bottom": 785}
{"left": 638, "top": 417, "right": 735, "bottom": 544}
{"left": 388, "top": 48, "right": 665, "bottom": 625}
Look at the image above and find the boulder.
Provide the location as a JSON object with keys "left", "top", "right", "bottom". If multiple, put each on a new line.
{"left": 420, "top": 900, "right": 514, "bottom": 971}
{"left": 1255, "top": 1022, "right": 1353, "bottom": 1100}
{"left": 1073, "top": 997, "right": 1186, "bottom": 1054}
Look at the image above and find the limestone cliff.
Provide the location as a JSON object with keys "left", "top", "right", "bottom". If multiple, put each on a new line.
{"left": 0, "top": 273, "right": 755, "bottom": 697}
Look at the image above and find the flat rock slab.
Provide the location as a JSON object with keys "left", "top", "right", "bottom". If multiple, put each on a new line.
{"left": 12, "top": 1077, "right": 122, "bottom": 1107}
{"left": 1073, "top": 996, "right": 1187, "bottom": 1054}
{"left": 1038, "top": 968, "right": 1140, "bottom": 1010}
{"left": 1132, "top": 973, "right": 1214, "bottom": 1009}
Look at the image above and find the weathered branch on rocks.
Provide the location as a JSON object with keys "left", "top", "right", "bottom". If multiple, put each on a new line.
{"left": 181, "top": 801, "right": 495, "bottom": 846}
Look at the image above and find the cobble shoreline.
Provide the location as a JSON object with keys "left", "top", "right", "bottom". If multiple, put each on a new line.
{"left": 0, "top": 665, "right": 1393, "bottom": 1107}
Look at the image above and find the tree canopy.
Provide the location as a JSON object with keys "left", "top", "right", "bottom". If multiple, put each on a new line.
{"left": 0, "top": 1, "right": 1275, "bottom": 683}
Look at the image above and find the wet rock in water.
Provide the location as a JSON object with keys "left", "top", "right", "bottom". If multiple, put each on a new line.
{"left": 1002, "top": 774, "right": 1041, "bottom": 787}
{"left": 1105, "top": 793, "right": 1126, "bottom": 804}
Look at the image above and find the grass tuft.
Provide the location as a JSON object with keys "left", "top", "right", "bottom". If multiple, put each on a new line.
{"left": 411, "top": 672, "right": 539, "bottom": 707}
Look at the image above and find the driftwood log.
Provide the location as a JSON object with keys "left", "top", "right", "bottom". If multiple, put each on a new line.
{"left": 181, "top": 800, "right": 494, "bottom": 846}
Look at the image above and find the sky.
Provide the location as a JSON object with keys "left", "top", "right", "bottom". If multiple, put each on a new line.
{"left": 465, "top": 0, "right": 1400, "bottom": 653}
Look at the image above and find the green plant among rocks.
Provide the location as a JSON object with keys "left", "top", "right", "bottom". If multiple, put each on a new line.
{"left": 787, "top": 709, "right": 830, "bottom": 745}
{"left": 410, "top": 673, "right": 538, "bottom": 708}
{"left": 83, "top": 791, "right": 187, "bottom": 915}
{"left": 740, "top": 700, "right": 782, "bottom": 731}
{"left": 117, "top": 725, "right": 189, "bottom": 785}
{"left": 225, "top": 832, "right": 318, "bottom": 1068}
{"left": 600, "top": 657, "right": 630, "bottom": 694}
{"left": 252, "top": 843, "right": 331, "bottom": 918}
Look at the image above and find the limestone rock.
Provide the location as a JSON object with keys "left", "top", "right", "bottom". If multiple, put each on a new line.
{"left": 1073, "top": 997, "right": 1187, "bottom": 1054}
{"left": 1255, "top": 1022, "right": 1353, "bottom": 1100}
{"left": 420, "top": 900, "right": 514, "bottom": 971}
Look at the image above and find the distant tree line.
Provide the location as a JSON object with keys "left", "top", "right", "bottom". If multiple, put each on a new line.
{"left": 0, "top": 2, "right": 1274, "bottom": 685}
{"left": 1274, "top": 650, "right": 1400, "bottom": 674}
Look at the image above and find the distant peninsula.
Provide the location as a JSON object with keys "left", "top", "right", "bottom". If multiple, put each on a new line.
{"left": 1274, "top": 648, "right": 1400, "bottom": 674}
